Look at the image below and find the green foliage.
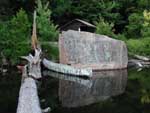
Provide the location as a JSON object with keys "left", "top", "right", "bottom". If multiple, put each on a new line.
{"left": 0, "top": 9, "right": 31, "bottom": 64}
{"left": 127, "top": 38, "right": 150, "bottom": 56}
{"left": 42, "top": 43, "right": 59, "bottom": 62}
{"left": 95, "top": 18, "right": 127, "bottom": 41}
{"left": 70, "top": 0, "right": 121, "bottom": 23}
{"left": 10, "top": 9, "right": 31, "bottom": 40}
{"left": 36, "top": 0, "right": 59, "bottom": 41}
{"left": 35, "top": 0, "right": 59, "bottom": 61}
{"left": 141, "top": 89, "right": 150, "bottom": 104}
{"left": 141, "top": 10, "right": 150, "bottom": 37}
{"left": 137, "top": 0, "right": 150, "bottom": 9}
{"left": 125, "top": 13, "right": 143, "bottom": 38}
{"left": 0, "top": 1, "right": 60, "bottom": 64}
{"left": 95, "top": 18, "right": 115, "bottom": 38}
{"left": 50, "top": 0, "right": 123, "bottom": 28}
{"left": 51, "top": 0, "right": 71, "bottom": 18}
{"left": 124, "top": 10, "right": 150, "bottom": 56}
{"left": 128, "top": 68, "right": 150, "bottom": 104}
{"left": 0, "top": 0, "right": 150, "bottom": 62}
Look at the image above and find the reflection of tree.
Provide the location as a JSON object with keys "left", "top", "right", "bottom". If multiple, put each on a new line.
{"left": 128, "top": 68, "right": 150, "bottom": 104}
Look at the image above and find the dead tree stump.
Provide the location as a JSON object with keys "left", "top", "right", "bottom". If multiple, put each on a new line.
{"left": 17, "top": 49, "right": 42, "bottom": 113}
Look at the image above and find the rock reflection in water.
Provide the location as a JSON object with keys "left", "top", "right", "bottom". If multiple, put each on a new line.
{"left": 59, "top": 69, "right": 127, "bottom": 107}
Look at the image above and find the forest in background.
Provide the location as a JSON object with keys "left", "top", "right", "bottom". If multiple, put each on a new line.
{"left": 0, "top": 0, "right": 150, "bottom": 110}
{"left": 0, "top": 0, "right": 150, "bottom": 64}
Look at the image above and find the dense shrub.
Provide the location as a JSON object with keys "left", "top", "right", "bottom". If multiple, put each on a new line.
{"left": 42, "top": 43, "right": 59, "bottom": 62}
{"left": 36, "top": 0, "right": 59, "bottom": 41}
{"left": 125, "top": 13, "right": 143, "bottom": 38}
{"left": 141, "top": 10, "right": 150, "bottom": 37}
{"left": 127, "top": 38, "right": 150, "bottom": 56}
{"left": 0, "top": 9, "right": 31, "bottom": 64}
{"left": 35, "top": 0, "right": 59, "bottom": 62}
{"left": 126, "top": 10, "right": 150, "bottom": 56}
{"left": 0, "top": 0, "right": 60, "bottom": 64}
{"left": 95, "top": 18, "right": 116, "bottom": 38}
{"left": 95, "top": 18, "right": 127, "bottom": 41}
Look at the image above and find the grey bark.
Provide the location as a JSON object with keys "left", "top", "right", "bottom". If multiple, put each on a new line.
{"left": 128, "top": 59, "right": 150, "bottom": 68}
{"left": 17, "top": 49, "right": 42, "bottom": 113}
{"left": 17, "top": 78, "right": 42, "bottom": 113}
{"left": 17, "top": 10, "right": 43, "bottom": 113}
{"left": 43, "top": 58, "right": 92, "bottom": 77}
{"left": 21, "top": 49, "right": 42, "bottom": 79}
{"left": 134, "top": 54, "right": 150, "bottom": 61}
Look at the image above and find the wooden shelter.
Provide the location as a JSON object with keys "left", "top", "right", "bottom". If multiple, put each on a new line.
{"left": 59, "top": 19, "right": 96, "bottom": 32}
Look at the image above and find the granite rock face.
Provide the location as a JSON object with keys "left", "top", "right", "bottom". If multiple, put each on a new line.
{"left": 59, "top": 69, "right": 127, "bottom": 107}
{"left": 59, "top": 30, "right": 128, "bottom": 70}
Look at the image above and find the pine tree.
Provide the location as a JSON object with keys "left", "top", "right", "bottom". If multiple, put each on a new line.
{"left": 36, "top": 0, "right": 59, "bottom": 41}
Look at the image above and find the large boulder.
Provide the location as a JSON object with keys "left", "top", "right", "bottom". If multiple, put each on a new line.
{"left": 59, "top": 30, "right": 128, "bottom": 70}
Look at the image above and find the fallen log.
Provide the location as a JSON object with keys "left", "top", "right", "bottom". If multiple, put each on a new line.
{"left": 16, "top": 78, "right": 42, "bottom": 113}
{"left": 16, "top": 65, "right": 42, "bottom": 113}
{"left": 21, "top": 49, "right": 42, "bottom": 79}
{"left": 128, "top": 59, "right": 150, "bottom": 68}
{"left": 134, "top": 54, "right": 150, "bottom": 61}
{"left": 43, "top": 58, "right": 93, "bottom": 77}
{"left": 17, "top": 11, "right": 43, "bottom": 113}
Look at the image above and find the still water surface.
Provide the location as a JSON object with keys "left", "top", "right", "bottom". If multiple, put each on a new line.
{"left": 0, "top": 67, "right": 150, "bottom": 113}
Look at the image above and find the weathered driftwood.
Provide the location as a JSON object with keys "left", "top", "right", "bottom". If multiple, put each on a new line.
{"left": 134, "top": 54, "right": 150, "bottom": 61}
{"left": 21, "top": 49, "right": 42, "bottom": 79}
{"left": 17, "top": 10, "right": 43, "bottom": 113}
{"left": 16, "top": 78, "right": 42, "bottom": 113}
{"left": 128, "top": 59, "right": 150, "bottom": 69}
{"left": 16, "top": 66, "right": 42, "bottom": 113}
{"left": 43, "top": 58, "right": 93, "bottom": 77}
{"left": 31, "top": 10, "right": 39, "bottom": 50}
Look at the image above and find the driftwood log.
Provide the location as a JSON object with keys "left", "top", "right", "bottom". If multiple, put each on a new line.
{"left": 16, "top": 75, "right": 42, "bottom": 113}
{"left": 128, "top": 54, "right": 150, "bottom": 69}
{"left": 17, "top": 49, "right": 42, "bottom": 113}
{"left": 43, "top": 58, "right": 92, "bottom": 77}
{"left": 133, "top": 54, "right": 150, "bottom": 61}
{"left": 17, "top": 10, "right": 43, "bottom": 113}
{"left": 128, "top": 59, "right": 150, "bottom": 68}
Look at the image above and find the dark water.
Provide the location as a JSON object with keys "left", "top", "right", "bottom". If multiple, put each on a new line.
{"left": 0, "top": 67, "right": 150, "bottom": 113}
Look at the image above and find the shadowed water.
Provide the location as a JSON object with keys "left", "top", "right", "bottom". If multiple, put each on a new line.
{"left": 54, "top": 70, "right": 127, "bottom": 107}
{"left": 0, "top": 67, "right": 150, "bottom": 113}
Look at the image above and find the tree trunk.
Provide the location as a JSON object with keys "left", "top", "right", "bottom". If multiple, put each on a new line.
{"left": 43, "top": 58, "right": 92, "bottom": 77}
{"left": 17, "top": 78, "right": 42, "bottom": 113}
{"left": 17, "top": 47, "right": 42, "bottom": 113}
{"left": 17, "top": 11, "right": 43, "bottom": 113}
{"left": 134, "top": 54, "right": 150, "bottom": 61}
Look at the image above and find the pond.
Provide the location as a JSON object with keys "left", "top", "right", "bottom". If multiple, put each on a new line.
{"left": 0, "top": 67, "right": 150, "bottom": 113}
